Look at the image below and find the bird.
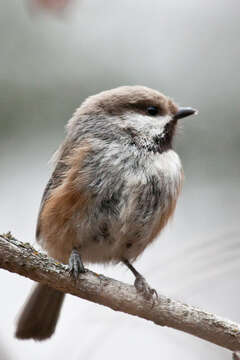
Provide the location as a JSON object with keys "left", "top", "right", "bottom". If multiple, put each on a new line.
{"left": 15, "top": 85, "right": 196, "bottom": 341}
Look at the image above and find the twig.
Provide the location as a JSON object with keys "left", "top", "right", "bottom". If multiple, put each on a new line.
{"left": 1, "top": 232, "right": 240, "bottom": 351}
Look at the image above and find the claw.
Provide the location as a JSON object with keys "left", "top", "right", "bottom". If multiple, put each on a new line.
{"left": 69, "top": 248, "right": 86, "bottom": 280}
{"left": 134, "top": 275, "right": 158, "bottom": 303}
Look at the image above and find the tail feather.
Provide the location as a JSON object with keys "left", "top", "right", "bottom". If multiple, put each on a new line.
{"left": 15, "top": 284, "right": 65, "bottom": 341}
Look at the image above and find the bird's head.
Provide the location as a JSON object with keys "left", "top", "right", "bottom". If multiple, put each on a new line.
{"left": 69, "top": 86, "right": 197, "bottom": 153}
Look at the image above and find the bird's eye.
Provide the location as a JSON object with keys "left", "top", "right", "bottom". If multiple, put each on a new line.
{"left": 147, "top": 106, "right": 159, "bottom": 116}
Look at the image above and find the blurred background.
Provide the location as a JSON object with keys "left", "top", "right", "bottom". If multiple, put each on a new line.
{"left": 1, "top": 0, "right": 240, "bottom": 359}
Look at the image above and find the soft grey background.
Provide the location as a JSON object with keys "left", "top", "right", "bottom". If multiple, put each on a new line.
{"left": 1, "top": 0, "right": 240, "bottom": 359}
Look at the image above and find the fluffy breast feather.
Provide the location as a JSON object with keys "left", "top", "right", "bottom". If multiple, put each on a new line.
{"left": 36, "top": 141, "right": 183, "bottom": 264}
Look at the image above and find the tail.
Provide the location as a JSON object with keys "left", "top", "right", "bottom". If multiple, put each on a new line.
{"left": 15, "top": 284, "right": 65, "bottom": 341}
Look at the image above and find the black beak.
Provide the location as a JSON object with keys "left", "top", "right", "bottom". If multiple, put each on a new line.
{"left": 173, "top": 107, "right": 197, "bottom": 120}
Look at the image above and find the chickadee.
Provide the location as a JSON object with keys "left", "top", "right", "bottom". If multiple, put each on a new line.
{"left": 16, "top": 85, "right": 196, "bottom": 341}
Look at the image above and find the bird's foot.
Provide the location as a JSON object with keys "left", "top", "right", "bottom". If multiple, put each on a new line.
{"left": 69, "top": 248, "right": 86, "bottom": 280}
{"left": 134, "top": 275, "right": 158, "bottom": 302}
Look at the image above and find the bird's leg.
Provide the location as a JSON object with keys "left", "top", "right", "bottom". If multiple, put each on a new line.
{"left": 69, "top": 248, "right": 86, "bottom": 279}
{"left": 122, "top": 259, "right": 157, "bottom": 301}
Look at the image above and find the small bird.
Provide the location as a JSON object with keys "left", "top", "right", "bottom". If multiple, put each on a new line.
{"left": 15, "top": 85, "right": 196, "bottom": 341}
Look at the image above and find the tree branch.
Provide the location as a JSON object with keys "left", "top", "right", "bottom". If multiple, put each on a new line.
{"left": 1, "top": 233, "right": 240, "bottom": 351}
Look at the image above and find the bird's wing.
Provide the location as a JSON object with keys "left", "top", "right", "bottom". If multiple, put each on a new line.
{"left": 36, "top": 140, "right": 91, "bottom": 242}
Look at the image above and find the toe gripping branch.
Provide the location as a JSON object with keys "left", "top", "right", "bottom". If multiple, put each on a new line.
{"left": 69, "top": 248, "right": 86, "bottom": 280}
{"left": 123, "top": 259, "right": 158, "bottom": 301}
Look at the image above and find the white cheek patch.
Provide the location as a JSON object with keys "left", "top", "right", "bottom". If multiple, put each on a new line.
{"left": 120, "top": 113, "right": 172, "bottom": 137}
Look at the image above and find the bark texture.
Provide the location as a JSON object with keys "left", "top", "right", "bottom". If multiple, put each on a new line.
{"left": 1, "top": 233, "right": 240, "bottom": 351}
